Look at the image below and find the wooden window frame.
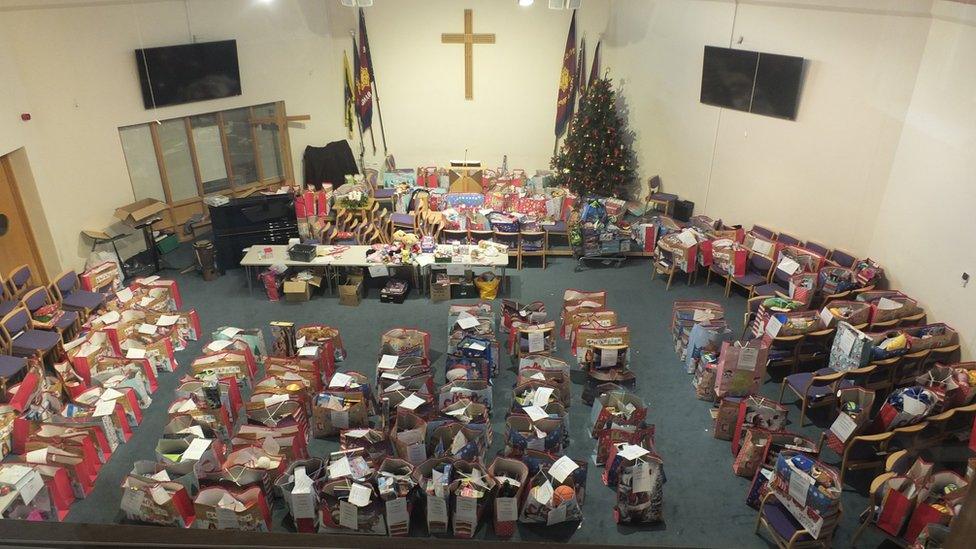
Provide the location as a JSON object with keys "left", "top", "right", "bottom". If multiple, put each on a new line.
{"left": 119, "top": 101, "right": 294, "bottom": 241}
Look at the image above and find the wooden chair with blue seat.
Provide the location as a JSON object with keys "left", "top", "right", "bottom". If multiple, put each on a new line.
{"left": 755, "top": 492, "right": 842, "bottom": 548}
{"left": 542, "top": 219, "right": 572, "bottom": 258}
{"left": 833, "top": 430, "right": 894, "bottom": 486}
{"left": 469, "top": 229, "right": 494, "bottom": 244}
{"left": 889, "top": 349, "right": 930, "bottom": 391}
{"left": 440, "top": 228, "right": 469, "bottom": 244}
{"left": 21, "top": 286, "right": 80, "bottom": 343}
{"left": 0, "top": 273, "right": 19, "bottom": 319}
{"left": 795, "top": 327, "right": 837, "bottom": 373}
{"left": 775, "top": 233, "right": 802, "bottom": 247}
{"left": 897, "top": 310, "right": 927, "bottom": 328}
{"left": 766, "top": 333, "right": 807, "bottom": 379}
{"left": 922, "top": 343, "right": 960, "bottom": 372}
{"left": 49, "top": 270, "right": 106, "bottom": 322}
{"left": 827, "top": 249, "right": 857, "bottom": 269}
{"left": 779, "top": 368, "right": 851, "bottom": 427}
{"left": 492, "top": 231, "right": 521, "bottom": 268}
{"left": 0, "top": 334, "right": 29, "bottom": 402}
{"left": 804, "top": 241, "right": 829, "bottom": 258}
{"left": 0, "top": 306, "right": 63, "bottom": 368}
{"left": 750, "top": 225, "right": 778, "bottom": 241}
{"left": 518, "top": 231, "right": 547, "bottom": 270}
{"left": 850, "top": 470, "right": 899, "bottom": 547}
{"left": 725, "top": 252, "right": 775, "bottom": 298}
{"left": 6, "top": 264, "right": 37, "bottom": 300}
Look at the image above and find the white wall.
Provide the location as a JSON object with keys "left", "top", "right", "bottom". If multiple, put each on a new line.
{"left": 0, "top": 0, "right": 344, "bottom": 270}
{"left": 325, "top": 0, "right": 611, "bottom": 171}
{"left": 869, "top": 3, "right": 976, "bottom": 358}
{"left": 606, "top": 0, "right": 933, "bottom": 254}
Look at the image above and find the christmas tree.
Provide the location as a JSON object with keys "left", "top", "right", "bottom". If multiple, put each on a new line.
{"left": 550, "top": 77, "right": 636, "bottom": 198}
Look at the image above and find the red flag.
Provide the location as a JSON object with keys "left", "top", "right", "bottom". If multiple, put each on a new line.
{"left": 589, "top": 40, "right": 601, "bottom": 87}
{"left": 554, "top": 11, "right": 577, "bottom": 138}
{"left": 356, "top": 8, "right": 374, "bottom": 131}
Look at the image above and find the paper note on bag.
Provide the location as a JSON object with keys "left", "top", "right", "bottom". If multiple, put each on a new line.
{"left": 329, "top": 457, "right": 353, "bottom": 479}
{"left": 93, "top": 399, "right": 117, "bottom": 417}
{"left": 138, "top": 323, "right": 158, "bottom": 335}
{"left": 693, "top": 308, "right": 713, "bottom": 322}
{"left": 183, "top": 438, "right": 212, "bottom": 461}
{"left": 877, "top": 297, "right": 902, "bottom": 311}
{"left": 378, "top": 354, "right": 399, "bottom": 370}
{"left": 368, "top": 265, "right": 389, "bottom": 278}
{"left": 496, "top": 497, "right": 518, "bottom": 522}
{"left": 407, "top": 442, "right": 427, "bottom": 463}
{"left": 125, "top": 347, "right": 146, "bottom": 359}
{"left": 330, "top": 372, "right": 353, "bottom": 388}
{"left": 456, "top": 314, "right": 480, "bottom": 330}
{"left": 207, "top": 339, "right": 233, "bottom": 352}
{"left": 765, "top": 316, "right": 783, "bottom": 338}
{"left": 398, "top": 393, "right": 426, "bottom": 411}
{"left": 777, "top": 256, "right": 801, "bottom": 275}
{"left": 534, "top": 481, "right": 554, "bottom": 505}
{"left": 116, "top": 288, "right": 133, "bottom": 303}
{"left": 837, "top": 329, "right": 856, "bottom": 355}
{"left": 348, "top": 483, "right": 373, "bottom": 507}
{"left": 819, "top": 308, "right": 834, "bottom": 327}
{"left": 99, "top": 387, "right": 124, "bottom": 401}
{"left": 386, "top": 497, "right": 409, "bottom": 526}
{"left": 215, "top": 506, "right": 239, "bottom": 530}
{"left": 633, "top": 461, "right": 653, "bottom": 493}
{"left": 547, "top": 503, "right": 568, "bottom": 525}
{"left": 298, "top": 346, "right": 318, "bottom": 357}
{"left": 523, "top": 405, "right": 548, "bottom": 422}
{"left": 149, "top": 484, "right": 171, "bottom": 505}
{"left": 549, "top": 456, "right": 580, "bottom": 483}
{"left": 120, "top": 488, "right": 146, "bottom": 515}
{"left": 139, "top": 297, "right": 154, "bottom": 307}
{"left": 450, "top": 431, "right": 468, "bottom": 454}
{"left": 220, "top": 327, "right": 242, "bottom": 338}
{"left": 676, "top": 230, "right": 697, "bottom": 247}
{"left": 738, "top": 347, "right": 759, "bottom": 372}
{"left": 291, "top": 488, "right": 316, "bottom": 519}
{"left": 98, "top": 311, "right": 121, "bottom": 325}
{"left": 427, "top": 496, "right": 448, "bottom": 526}
{"left": 157, "top": 315, "right": 179, "bottom": 326}
{"left": 829, "top": 413, "right": 858, "bottom": 442}
{"left": 533, "top": 387, "right": 555, "bottom": 407}
{"left": 788, "top": 469, "right": 813, "bottom": 505}
{"left": 528, "top": 331, "right": 544, "bottom": 353}
{"left": 331, "top": 409, "right": 349, "bottom": 429}
{"left": 752, "top": 239, "right": 773, "bottom": 256}
{"left": 295, "top": 337, "right": 306, "bottom": 348}
{"left": 25, "top": 448, "right": 48, "bottom": 464}
{"left": 903, "top": 395, "right": 926, "bottom": 415}
{"left": 455, "top": 496, "right": 477, "bottom": 523}
{"left": 600, "top": 348, "right": 618, "bottom": 368}
{"left": 338, "top": 500, "right": 358, "bottom": 530}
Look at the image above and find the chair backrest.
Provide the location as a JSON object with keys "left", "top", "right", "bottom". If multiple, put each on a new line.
{"left": 493, "top": 231, "right": 520, "bottom": 248}
{"left": 21, "top": 287, "right": 50, "bottom": 313}
{"left": 8, "top": 265, "right": 32, "bottom": 296}
{"left": 749, "top": 253, "right": 774, "bottom": 277}
{"left": 893, "top": 349, "right": 930, "bottom": 385}
{"left": 924, "top": 345, "right": 961, "bottom": 369}
{"left": 520, "top": 230, "right": 545, "bottom": 243}
{"left": 469, "top": 230, "right": 493, "bottom": 243}
{"left": 751, "top": 225, "right": 776, "bottom": 240}
{"left": 804, "top": 241, "right": 829, "bottom": 257}
{"left": 441, "top": 229, "right": 468, "bottom": 244}
{"left": 0, "top": 307, "right": 31, "bottom": 338}
{"left": 363, "top": 168, "right": 379, "bottom": 191}
{"left": 830, "top": 249, "right": 857, "bottom": 269}
{"left": 898, "top": 311, "right": 927, "bottom": 328}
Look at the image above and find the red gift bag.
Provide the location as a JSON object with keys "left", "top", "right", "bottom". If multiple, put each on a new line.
{"left": 876, "top": 477, "right": 916, "bottom": 536}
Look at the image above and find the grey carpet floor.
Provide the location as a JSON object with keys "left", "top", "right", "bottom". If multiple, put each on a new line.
{"left": 62, "top": 250, "right": 887, "bottom": 548}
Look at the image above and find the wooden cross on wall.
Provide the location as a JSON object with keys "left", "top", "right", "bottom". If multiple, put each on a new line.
{"left": 441, "top": 9, "right": 495, "bottom": 100}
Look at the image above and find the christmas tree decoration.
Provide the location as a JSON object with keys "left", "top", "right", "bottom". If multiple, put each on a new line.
{"left": 550, "top": 77, "right": 636, "bottom": 198}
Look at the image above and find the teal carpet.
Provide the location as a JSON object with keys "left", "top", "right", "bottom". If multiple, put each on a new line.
{"left": 63, "top": 249, "right": 887, "bottom": 548}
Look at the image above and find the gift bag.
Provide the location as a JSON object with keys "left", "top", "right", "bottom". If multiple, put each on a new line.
{"left": 193, "top": 486, "right": 271, "bottom": 531}
{"left": 614, "top": 453, "right": 665, "bottom": 524}
{"left": 319, "top": 479, "right": 387, "bottom": 534}
{"left": 731, "top": 396, "right": 788, "bottom": 456}
{"left": 120, "top": 475, "right": 195, "bottom": 527}
{"left": 489, "top": 457, "right": 528, "bottom": 538}
{"left": 714, "top": 340, "right": 769, "bottom": 399}
{"left": 876, "top": 476, "right": 918, "bottom": 537}
{"left": 732, "top": 428, "right": 771, "bottom": 478}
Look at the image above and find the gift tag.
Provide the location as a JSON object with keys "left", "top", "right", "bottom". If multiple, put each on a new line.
{"left": 468, "top": 340, "right": 487, "bottom": 352}
{"left": 98, "top": 310, "right": 121, "bottom": 325}
{"left": 291, "top": 488, "right": 316, "bottom": 519}
{"left": 329, "top": 457, "right": 352, "bottom": 479}
{"left": 348, "top": 483, "right": 372, "bottom": 507}
{"left": 138, "top": 323, "right": 158, "bottom": 335}
{"left": 548, "top": 456, "right": 579, "bottom": 483}
{"left": 903, "top": 395, "right": 926, "bottom": 415}
{"left": 528, "top": 331, "right": 544, "bottom": 353}
{"left": 125, "top": 347, "right": 147, "bottom": 359}
{"left": 547, "top": 503, "right": 568, "bottom": 525}
{"left": 532, "top": 387, "right": 554, "bottom": 407}
{"left": 617, "top": 444, "right": 650, "bottom": 461}
{"left": 877, "top": 297, "right": 902, "bottom": 311}
{"left": 455, "top": 495, "right": 477, "bottom": 523}
{"left": 788, "top": 469, "right": 813, "bottom": 505}
{"left": 427, "top": 495, "right": 448, "bottom": 527}
{"left": 495, "top": 496, "right": 518, "bottom": 522}
{"left": 120, "top": 488, "right": 146, "bottom": 515}
{"left": 765, "top": 316, "right": 783, "bottom": 338}
{"left": 295, "top": 336, "right": 306, "bottom": 348}
{"left": 523, "top": 405, "right": 548, "bottom": 423}
{"left": 378, "top": 354, "right": 399, "bottom": 370}
{"left": 183, "top": 438, "right": 212, "bottom": 461}
{"left": 386, "top": 497, "right": 409, "bottom": 526}
{"left": 456, "top": 314, "right": 480, "bottom": 330}
{"left": 398, "top": 393, "right": 425, "bottom": 411}
{"left": 329, "top": 372, "right": 353, "bottom": 388}
{"left": 220, "top": 327, "right": 242, "bottom": 338}
{"left": 93, "top": 399, "right": 117, "bottom": 417}
{"left": 149, "top": 484, "right": 171, "bottom": 505}
{"left": 406, "top": 442, "right": 427, "bottom": 464}
{"left": 18, "top": 470, "right": 44, "bottom": 505}
{"left": 630, "top": 460, "right": 652, "bottom": 494}
{"left": 116, "top": 288, "right": 133, "bottom": 303}
{"left": 207, "top": 340, "right": 234, "bottom": 352}
{"left": 99, "top": 387, "right": 125, "bottom": 401}
{"left": 829, "top": 413, "right": 858, "bottom": 443}
{"left": 752, "top": 239, "right": 773, "bottom": 256}
{"left": 450, "top": 431, "right": 467, "bottom": 455}
{"left": 777, "top": 257, "right": 801, "bottom": 275}
{"left": 157, "top": 315, "right": 179, "bottom": 327}
{"left": 298, "top": 346, "right": 318, "bottom": 357}
{"left": 331, "top": 409, "right": 349, "bottom": 429}
{"left": 216, "top": 506, "right": 240, "bottom": 530}
{"left": 600, "top": 348, "right": 618, "bottom": 368}
{"left": 819, "top": 308, "right": 834, "bottom": 328}
{"left": 368, "top": 265, "right": 389, "bottom": 278}
{"left": 692, "top": 308, "right": 713, "bottom": 323}
{"left": 738, "top": 347, "right": 759, "bottom": 372}
{"left": 837, "top": 329, "right": 856, "bottom": 356}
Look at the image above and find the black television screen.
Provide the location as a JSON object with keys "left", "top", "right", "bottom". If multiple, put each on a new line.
{"left": 135, "top": 40, "right": 241, "bottom": 109}
{"left": 751, "top": 52, "right": 804, "bottom": 120}
{"left": 700, "top": 46, "right": 758, "bottom": 112}
{"left": 700, "top": 46, "right": 804, "bottom": 120}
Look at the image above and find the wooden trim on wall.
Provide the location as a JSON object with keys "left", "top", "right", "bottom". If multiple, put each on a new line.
{"left": 247, "top": 106, "right": 266, "bottom": 183}
{"left": 183, "top": 117, "right": 205, "bottom": 198}
{"left": 147, "top": 121, "right": 173, "bottom": 204}
{"left": 278, "top": 101, "right": 296, "bottom": 185}
{"left": 216, "top": 111, "right": 236, "bottom": 188}
{"left": 0, "top": 156, "right": 48, "bottom": 284}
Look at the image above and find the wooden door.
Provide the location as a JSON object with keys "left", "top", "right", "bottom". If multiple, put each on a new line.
{"left": 0, "top": 155, "right": 46, "bottom": 284}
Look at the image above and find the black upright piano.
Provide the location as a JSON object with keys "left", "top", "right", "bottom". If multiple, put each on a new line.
{"left": 208, "top": 194, "right": 299, "bottom": 273}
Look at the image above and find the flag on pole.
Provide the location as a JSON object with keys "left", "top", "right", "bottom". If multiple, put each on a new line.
{"left": 577, "top": 37, "right": 587, "bottom": 98}
{"left": 343, "top": 51, "right": 355, "bottom": 138}
{"left": 589, "top": 39, "right": 601, "bottom": 87}
{"left": 355, "top": 10, "right": 374, "bottom": 132}
{"left": 554, "top": 11, "right": 577, "bottom": 138}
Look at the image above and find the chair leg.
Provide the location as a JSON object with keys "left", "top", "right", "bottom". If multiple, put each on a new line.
{"left": 799, "top": 398, "right": 809, "bottom": 427}
{"left": 778, "top": 380, "right": 788, "bottom": 404}
{"left": 850, "top": 508, "right": 872, "bottom": 546}
{"left": 666, "top": 268, "right": 674, "bottom": 291}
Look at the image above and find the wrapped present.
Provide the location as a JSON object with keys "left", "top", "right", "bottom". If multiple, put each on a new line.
{"left": 79, "top": 261, "right": 123, "bottom": 293}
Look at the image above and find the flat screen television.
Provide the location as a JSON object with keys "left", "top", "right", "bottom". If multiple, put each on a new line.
{"left": 135, "top": 40, "right": 241, "bottom": 109}
{"left": 700, "top": 46, "right": 803, "bottom": 120}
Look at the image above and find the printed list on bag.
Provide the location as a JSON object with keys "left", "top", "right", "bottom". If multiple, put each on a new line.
{"left": 829, "top": 413, "right": 857, "bottom": 442}
{"left": 496, "top": 497, "right": 518, "bottom": 522}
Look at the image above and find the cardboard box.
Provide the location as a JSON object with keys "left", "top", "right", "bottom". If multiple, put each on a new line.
{"left": 339, "top": 279, "right": 363, "bottom": 306}
{"left": 451, "top": 283, "right": 478, "bottom": 300}
{"left": 115, "top": 199, "right": 168, "bottom": 225}
{"left": 284, "top": 280, "right": 312, "bottom": 302}
{"left": 431, "top": 282, "right": 450, "bottom": 303}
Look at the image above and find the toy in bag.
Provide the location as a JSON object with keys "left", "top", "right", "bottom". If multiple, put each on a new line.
{"left": 874, "top": 386, "right": 938, "bottom": 432}
{"left": 768, "top": 452, "right": 842, "bottom": 539}
{"left": 731, "top": 396, "right": 788, "bottom": 456}
{"left": 903, "top": 471, "right": 969, "bottom": 543}
{"left": 824, "top": 387, "right": 875, "bottom": 454}
{"left": 518, "top": 453, "right": 586, "bottom": 525}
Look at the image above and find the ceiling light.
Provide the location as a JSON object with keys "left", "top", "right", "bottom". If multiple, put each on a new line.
{"left": 518, "top": 0, "right": 535, "bottom": 6}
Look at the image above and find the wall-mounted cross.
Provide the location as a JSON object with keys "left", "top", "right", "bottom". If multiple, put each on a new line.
{"left": 441, "top": 9, "right": 495, "bottom": 100}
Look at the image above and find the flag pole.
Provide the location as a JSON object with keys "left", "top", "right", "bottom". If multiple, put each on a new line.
{"left": 360, "top": 10, "right": 388, "bottom": 156}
